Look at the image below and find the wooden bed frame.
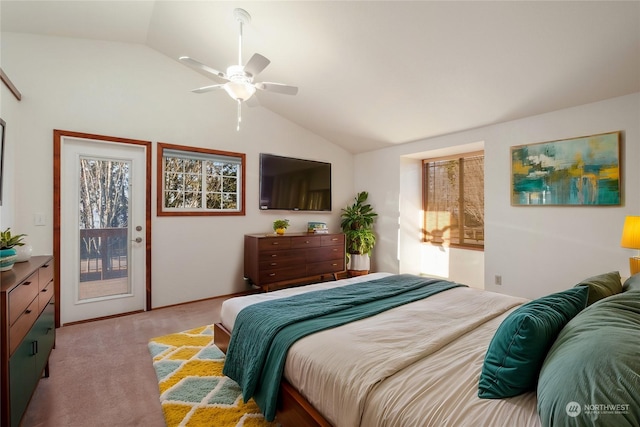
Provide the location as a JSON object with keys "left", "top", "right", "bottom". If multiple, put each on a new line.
{"left": 213, "top": 323, "right": 331, "bottom": 427}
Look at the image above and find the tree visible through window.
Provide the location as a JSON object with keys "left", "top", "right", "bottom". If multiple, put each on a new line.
{"left": 423, "top": 152, "right": 484, "bottom": 248}
{"left": 157, "top": 143, "right": 245, "bottom": 216}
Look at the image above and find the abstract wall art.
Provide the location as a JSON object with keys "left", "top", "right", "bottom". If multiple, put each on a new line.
{"left": 511, "top": 131, "right": 621, "bottom": 206}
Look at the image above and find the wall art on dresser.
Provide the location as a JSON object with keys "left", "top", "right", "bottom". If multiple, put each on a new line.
{"left": 511, "top": 131, "right": 621, "bottom": 206}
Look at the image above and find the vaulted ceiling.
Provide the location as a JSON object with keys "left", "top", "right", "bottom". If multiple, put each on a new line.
{"left": 2, "top": 1, "right": 639, "bottom": 153}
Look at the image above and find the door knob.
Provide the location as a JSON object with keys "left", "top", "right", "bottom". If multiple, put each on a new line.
{"left": 132, "top": 237, "right": 142, "bottom": 243}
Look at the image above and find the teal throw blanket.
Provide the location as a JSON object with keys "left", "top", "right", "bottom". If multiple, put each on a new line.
{"left": 223, "top": 274, "right": 465, "bottom": 421}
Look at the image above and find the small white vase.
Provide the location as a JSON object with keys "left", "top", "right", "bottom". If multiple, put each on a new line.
{"left": 15, "top": 244, "right": 33, "bottom": 262}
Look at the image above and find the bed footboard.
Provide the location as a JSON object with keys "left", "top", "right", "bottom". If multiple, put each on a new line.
{"left": 213, "top": 322, "right": 331, "bottom": 427}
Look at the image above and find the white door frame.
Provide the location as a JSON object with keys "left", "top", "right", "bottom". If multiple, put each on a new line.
{"left": 54, "top": 130, "right": 151, "bottom": 326}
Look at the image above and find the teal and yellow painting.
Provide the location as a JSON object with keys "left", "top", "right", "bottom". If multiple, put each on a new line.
{"left": 511, "top": 132, "right": 620, "bottom": 206}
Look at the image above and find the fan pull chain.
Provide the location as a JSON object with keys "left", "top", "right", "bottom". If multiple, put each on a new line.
{"left": 237, "top": 99, "right": 242, "bottom": 131}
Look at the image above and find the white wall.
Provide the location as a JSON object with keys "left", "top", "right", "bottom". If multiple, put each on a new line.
{"left": 0, "top": 33, "right": 354, "bottom": 307}
{"left": 356, "top": 93, "right": 640, "bottom": 299}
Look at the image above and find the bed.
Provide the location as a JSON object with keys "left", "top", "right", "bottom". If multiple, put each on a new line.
{"left": 214, "top": 272, "right": 640, "bottom": 427}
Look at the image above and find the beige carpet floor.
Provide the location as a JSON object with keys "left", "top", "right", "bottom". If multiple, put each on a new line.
{"left": 22, "top": 297, "right": 229, "bottom": 427}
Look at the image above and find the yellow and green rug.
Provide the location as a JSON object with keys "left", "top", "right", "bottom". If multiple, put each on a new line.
{"left": 148, "top": 325, "right": 279, "bottom": 427}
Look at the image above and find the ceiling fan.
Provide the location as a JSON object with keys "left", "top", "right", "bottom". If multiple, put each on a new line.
{"left": 179, "top": 8, "right": 298, "bottom": 130}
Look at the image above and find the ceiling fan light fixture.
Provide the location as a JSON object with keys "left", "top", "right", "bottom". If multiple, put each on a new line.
{"left": 179, "top": 7, "right": 297, "bottom": 130}
{"left": 223, "top": 81, "right": 256, "bottom": 101}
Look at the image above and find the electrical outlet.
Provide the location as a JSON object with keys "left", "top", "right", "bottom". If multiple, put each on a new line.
{"left": 494, "top": 275, "right": 502, "bottom": 286}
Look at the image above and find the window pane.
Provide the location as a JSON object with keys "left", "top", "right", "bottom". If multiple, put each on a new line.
{"left": 222, "top": 193, "right": 237, "bottom": 209}
{"left": 206, "top": 193, "right": 222, "bottom": 209}
{"left": 424, "top": 154, "right": 483, "bottom": 248}
{"left": 425, "top": 159, "right": 459, "bottom": 244}
{"left": 183, "top": 159, "right": 201, "bottom": 174}
{"left": 184, "top": 173, "right": 201, "bottom": 191}
{"left": 183, "top": 192, "right": 201, "bottom": 208}
{"left": 223, "top": 163, "right": 238, "bottom": 177}
{"left": 462, "top": 155, "right": 484, "bottom": 246}
{"left": 207, "top": 175, "right": 221, "bottom": 192}
{"left": 222, "top": 176, "right": 237, "bottom": 192}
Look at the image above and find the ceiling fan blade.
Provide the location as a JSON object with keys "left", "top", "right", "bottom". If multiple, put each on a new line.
{"left": 191, "top": 84, "right": 225, "bottom": 94}
{"left": 179, "top": 56, "right": 227, "bottom": 80}
{"left": 244, "top": 53, "right": 270, "bottom": 78}
{"left": 255, "top": 82, "right": 298, "bottom": 96}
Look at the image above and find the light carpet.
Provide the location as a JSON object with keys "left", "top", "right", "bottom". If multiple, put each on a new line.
{"left": 148, "top": 324, "right": 279, "bottom": 427}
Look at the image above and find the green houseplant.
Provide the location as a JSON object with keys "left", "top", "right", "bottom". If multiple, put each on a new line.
{"left": 1, "top": 228, "right": 27, "bottom": 271}
{"left": 273, "top": 219, "right": 290, "bottom": 235}
{"left": 341, "top": 191, "right": 377, "bottom": 275}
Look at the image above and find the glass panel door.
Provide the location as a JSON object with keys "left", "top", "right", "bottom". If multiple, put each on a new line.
{"left": 78, "top": 157, "right": 131, "bottom": 301}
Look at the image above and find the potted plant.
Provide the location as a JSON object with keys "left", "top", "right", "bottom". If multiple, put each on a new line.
{"left": 1, "top": 228, "right": 27, "bottom": 271}
{"left": 273, "top": 219, "right": 290, "bottom": 235}
{"left": 340, "top": 191, "right": 377, "bottom": 276}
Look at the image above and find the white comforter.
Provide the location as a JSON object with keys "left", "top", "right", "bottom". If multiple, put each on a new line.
{"left": 221, "top": 274, "right": 541, "bottom": 427}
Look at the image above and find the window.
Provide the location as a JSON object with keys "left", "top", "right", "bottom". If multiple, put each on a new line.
{"left": 423, "top": 151, "right": 484, "bottom": 249}
{"left": 157, "top": 142, "right": 245, "bottom": 216}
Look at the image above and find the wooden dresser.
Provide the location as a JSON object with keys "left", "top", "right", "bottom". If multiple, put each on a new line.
{"left": 244, "top": 233, "right": 345, "bottom": 291}
{"left": 1, "top": 256, "right": 55, "bottom": 427}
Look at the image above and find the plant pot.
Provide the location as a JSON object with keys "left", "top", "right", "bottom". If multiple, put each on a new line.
{"left": 0, "top": 248, "right": 18, "bottom": 271}
{"left": 347, "top": 253, "right": 370, "bottom": 277}
{"left": 15, "top": 244, "right": 33, "bottom": 262}
{"left": 275, "top": 228, "right": 286, "bottom": 235}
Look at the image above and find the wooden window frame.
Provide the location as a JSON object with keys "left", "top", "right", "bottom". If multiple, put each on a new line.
{"left": 422, "top": 150, "right": 484, "bottom": 250}
{"left": 157, "top": 142, "right": 246, "bottom": 216}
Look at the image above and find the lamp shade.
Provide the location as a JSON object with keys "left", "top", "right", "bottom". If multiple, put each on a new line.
{"left": 223, "top": 81, "right": 256, "bottom": 101}
{"left": 621, "top": 216, "right": 640, "bottom": 249}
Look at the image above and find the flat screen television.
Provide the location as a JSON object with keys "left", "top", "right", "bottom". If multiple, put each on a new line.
{"left": 259, "top": 153, "right": 331, "bottom": 211}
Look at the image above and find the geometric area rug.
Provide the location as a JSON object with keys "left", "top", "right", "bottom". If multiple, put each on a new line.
{"left": 148, "top": 325, "right": 280, "bottom": 427}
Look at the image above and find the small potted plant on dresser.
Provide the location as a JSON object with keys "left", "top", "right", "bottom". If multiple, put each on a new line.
{"left": 273, "top": 219, "right": 290, "bottom": 235}
{"left": 341, "top": 191, "right": 377, "bottom": 277}
{"left": 0, "top": 228, "right": 27, "bottom": 271}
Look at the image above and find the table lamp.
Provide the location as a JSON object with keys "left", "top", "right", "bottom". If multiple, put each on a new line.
{"left": 620, "top": 216, "right": 640, "bottom": 276}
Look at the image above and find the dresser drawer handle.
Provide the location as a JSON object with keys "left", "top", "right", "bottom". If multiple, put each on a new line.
{"left": 269, "top": 273, "right": 276, "bottom": 277}
{"left": 332, "top": 238, "right": 338, "bottom": 241}
{"left": 332, "top": 263, "right": 338, "bottom": 266}
{"left": 270, "top": 263, "right": 277, "bottom": 266}
{"left": 41, "top": 288, "right": 48, "bottom": 293}
{"left": 271, "top": 254, "right": 277, "bottom": 258}
{"left": 272, "top": 242, "right": 279, "bottom": 245}
{"left": 25, "top": 309, "right": 32, "bottom": 314}
{"left": 305, "top": 241, "right": 310, "bottom": 244}
{"left": 332, "top": 248, "right": 338, "bottom": 252}
{"left": 23, "top": 281, "right": 32, "bottom": 286}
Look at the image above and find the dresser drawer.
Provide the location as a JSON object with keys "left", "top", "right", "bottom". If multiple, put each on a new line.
{"left": 321, "top": 234, "right": 345, "bottom": 247}
{"left": 290, "top": 235, "right": 321, "bottom": 249}
{"left": 258, "top": 237, "right": 291, "bottom": 250}
{"left": 9, "top": 297, "right": 39, "bottom": 356}
{"left": 259, "top": 266, "right": 308, "bottom": 284}
{"left": 309, "top": 246, "right": 344, "bottom": 262}
{"left": 38, "top": 262, "right": 54, "bottom": 291}
{"left": 259, "top": 254, "right": 306, "bottom": 271}
{"left": 39, "top": 280, "right": 54, "bottom": 314}
{"left": 8, "top": 272, "right": 39, "bottom": 327}
{"left": 258, "top": 249, "right": 303, "bottom": 263}
{"left": 307, "top": 259, "right": 344, "bottom": 276}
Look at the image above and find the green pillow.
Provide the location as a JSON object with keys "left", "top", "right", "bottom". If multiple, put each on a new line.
{"left": 622, "top": 273, "right": 640, "bottom": 292}
{"left": 575, "top": 271, "right": 621, "bottom": 306}
{"left": 478, "top": 286, "right": 588, "bottom": 399}
{"left": 537, "top": 291, "right": 640, "bottom": 426}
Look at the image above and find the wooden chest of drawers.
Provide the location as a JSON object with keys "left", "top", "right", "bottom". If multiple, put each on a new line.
{"left": 244, "top": 233, "right": 345, "bottom": 291}
{"left": 1, "top": 256, "right": 55, "bottom": 427}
